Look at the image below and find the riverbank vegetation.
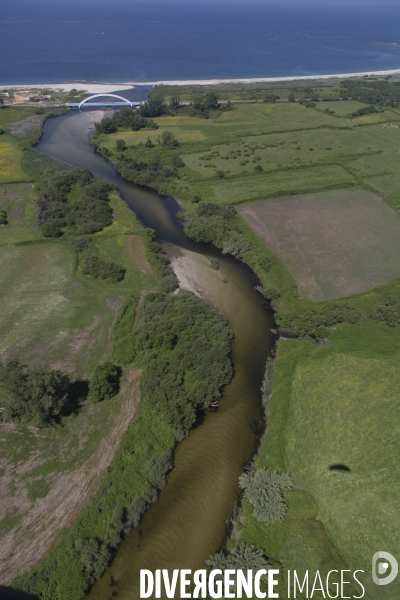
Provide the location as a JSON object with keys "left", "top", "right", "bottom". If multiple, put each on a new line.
{"left": 14, "top": 291, "right": 233, "bottom": 600}
{"left": 91, "top": 81, "right": 400, "bottom": 598}
{"left": 0, "top": 107, "right": 235, "bottom": 598}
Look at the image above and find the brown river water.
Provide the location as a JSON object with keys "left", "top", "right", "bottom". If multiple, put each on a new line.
{"left": 36, "top": 109, "right": 274, "bottom": 600}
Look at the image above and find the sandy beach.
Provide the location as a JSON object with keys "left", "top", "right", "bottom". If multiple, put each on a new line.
{"left": 3, "top": 68, "right": 400, "bottom": 93}
{"left": 141, "top": 68, "right": 400, "bottom": 86}
{"left": 1, "top": 82, "right": 135, "bottom": 93}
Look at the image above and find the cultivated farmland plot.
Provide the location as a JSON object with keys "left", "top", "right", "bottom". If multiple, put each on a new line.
{"left": 239, "top": 188, "right": 400, "bottom": 300}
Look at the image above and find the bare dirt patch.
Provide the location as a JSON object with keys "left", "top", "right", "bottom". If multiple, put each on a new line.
{"left": 239, "top": 188, "right": 400, "bottom": 300}
{"left": 0, "top": 368, "right": 142, "bottom": 585}
{"left": 26, "top": 315, "right": 105, "bottom": 376}
{"left": 126, "top": 234, "right": 153, "bottom": 275}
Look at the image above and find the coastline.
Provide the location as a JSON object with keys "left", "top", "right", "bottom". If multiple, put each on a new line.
{"left": 2, "top": 68, "right": 400, "bottom": 92}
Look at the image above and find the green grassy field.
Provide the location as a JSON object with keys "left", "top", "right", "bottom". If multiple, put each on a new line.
{"left": 314, "top": 100, "right": 368, "bottom": 115}
{"left": 97, "top": 100, "right": 400, "bottom": 212}
{"left": 0, "top": 189, "right": 156, "bottom": 376}
{"left": 247, "top": 321, "right": 400, "bottom": 599}
{"left": 0, "top": 106, "right": 66, "bottom": 184}
{"left": 0, "top": 135, "right": 31, "bottom": 182}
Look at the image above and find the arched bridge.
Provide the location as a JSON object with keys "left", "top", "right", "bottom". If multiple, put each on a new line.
{"left": 66, "top": 93, "right": 142, "bottom": 109}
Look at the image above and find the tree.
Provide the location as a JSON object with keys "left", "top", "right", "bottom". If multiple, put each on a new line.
{"left": 0, "top": 360, "right": 70, "bottom": 427}
{"left": 88, "top": 362, "right": 121, "bottom": 403}
{"left": 207, "top": 544, "right": 270, "bottom": 572}
{"left": 139, "top": 95, "right": 167, "bottom": 118}
{"left": 222, "top": 234, "right": 251, "bottom": 258}
{"left": 42, "top": 222, "right": 62, "bottom": 237}
{"left": 288, "top": 92, "right": 296, "bottom": 102}
{"left": 94, "top": 117, "right": 116, "bottom": 134}
{"left": 0, "top": 209, "right": 7, "bottom": 225}
{"left": 148, "top": 449, "right": 174, "bottom": 488}
{"left": 75, "top": 538, "right": 111, "bottom": 586}
{"left": 169, "top": 94, "right": 181, "bottom": 111}
{"left": 204, "top": 91, "right": 219, "bottom": 110}
{"left": 115, "top": 138, "right": 127, "bottom": 151}
{"left": 207, "top": 544, "right": 271, "bottom": 595}
{"left": 239, "top": 468, "right": 293, "bottom": 524}
{"left": 161, "top": 131, "right": 180, "bottom": 149}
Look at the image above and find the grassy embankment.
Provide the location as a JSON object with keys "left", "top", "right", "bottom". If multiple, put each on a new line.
{"left": 93, "top": 92, "right": 400, "bottom": 598}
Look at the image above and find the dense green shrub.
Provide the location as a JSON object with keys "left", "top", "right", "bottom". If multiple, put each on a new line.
{"left": 42, "top": 222, "right": 62, "bottom": 237}
{"left": 139, "top": 95, "right": 168, "bottom": 118}
{"left": 133, "top": 292, "right": 233, "bottom": 431}
{"left": 261, "top": 362, "right": 275, "bottom": 412}
{"left": 38, "top": 168, "right": 115, "bottom": 236}
{"left": 115, "top": 138, "right": 127, "bottom": 151}
{"left": 340, "top": 78, "right": 400, "bottom": 106}
{"left": 285, "top": 303, "right": 364, "bottom": 337}
{"left": 258, "top": 255, "right": 272, "bottom": 272}
{"left": 0, "top": 209, "right": 7, "bottom": 225}
{"left": 158, "top": 273, "right": 179, "bottom": 293}
{"left": 88, "top": 362, "right": 121, "bottom": 404}
{"left": 210, "top": 259, "right": 219, "bottom": 270}
{"left": 82, "top": 257, "right": 125, "bottom": 282}
{"left": 239, "top": 468, "right": 293, "bottom": 524}
{"left": 264, "top": 287, "right": 281, "bottom": 301}
{"left": 94, "top": 117, "right": 116, "bottom": 134}
{"left": 370, "top": 296, "right": 400, "bottom": 326}
{"left": 161, "top": 131, "right": 180, "bottom": 149}
{"left": 94, "top": 109, "right": 158, "bottom": 134}
{"left": 184, "top": 203, "right": 237, "bottom": 247}
{"left": 148, "top": 449, "right": 174, "bottom": 488}
{"left": 206, "top": 544, "right": 271, "bottom": 593}
{"left": 112, "top": 294, "right": 140, "bottom": 364}
{"left": 207, "top": 543, "right": 270, "bottom": 571}
{"left": 222, "top": 234, "right": 251, "bottom": 258}
{"left": 0, "top": 360, "right": 70, "bottom": 427}
{"left": 75, "top": 538, "right": 111, "bottom": 586}
{"left": 69, "top": 235, "right": 90, "bottom": 252}
{"left": 115, "top": 153, "right": 184, "bottom": 192}
{"left": 127, "top": 484, "right": 159, "bottom": 528}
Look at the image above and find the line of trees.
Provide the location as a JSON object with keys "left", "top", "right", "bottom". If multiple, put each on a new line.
{"left": 0, "top": 359, "right": 122, "bottom": 427}
{"left": 340, "top": 77, "right": 400, "bottom": 106}
{"left": 94, "top": 108, "right": 159, "bottom": 134}
{"left": 139, "top": 91, "right": 232, "bottom": 119}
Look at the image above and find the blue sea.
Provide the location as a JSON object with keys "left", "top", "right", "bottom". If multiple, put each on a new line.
{"left": 2, "top": 0, "right": 400, "bottom": 84}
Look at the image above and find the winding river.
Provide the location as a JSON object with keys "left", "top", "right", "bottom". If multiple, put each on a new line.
{"left": 36, "top": 108, "right": 274, "bottom": 600}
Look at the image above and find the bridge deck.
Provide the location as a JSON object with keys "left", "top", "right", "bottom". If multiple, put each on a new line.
{"left": 67, "top": 102, "right": 142, "bottom": 109}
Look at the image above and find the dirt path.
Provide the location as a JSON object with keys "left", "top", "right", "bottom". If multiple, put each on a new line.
{"left": 0, "top": 368, "right": 141, "bottom": 585}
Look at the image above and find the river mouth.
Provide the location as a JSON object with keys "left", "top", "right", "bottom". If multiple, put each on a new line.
{"left": 36, "top": 109, "right": 275, "bottom": 600}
